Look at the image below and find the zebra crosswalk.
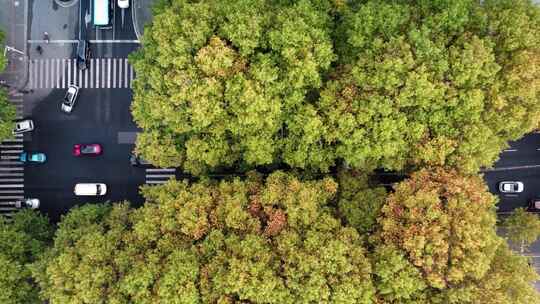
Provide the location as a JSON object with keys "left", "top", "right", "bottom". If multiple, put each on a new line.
{"left": 0, "top": 92, "right": 25, "bottom": 217}
{"left": 0, "top": 137, "right": 24, "bottom": 217}
{"left": 145, "top": 168, "right": 176, "bottom": 185}
{"left": 28, "top": 58, "right": 135, "bottom": 89}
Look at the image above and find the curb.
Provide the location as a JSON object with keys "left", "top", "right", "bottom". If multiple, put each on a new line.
{"left": 132, "top": 0, "right": 142, "bottom": 41}
{"left": 54, "top": 0, "right": 78, "bottom": 8}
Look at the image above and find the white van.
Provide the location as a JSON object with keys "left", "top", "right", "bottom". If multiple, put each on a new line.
{"left": 74, "top": 183, "right": 107, "bottom": 196}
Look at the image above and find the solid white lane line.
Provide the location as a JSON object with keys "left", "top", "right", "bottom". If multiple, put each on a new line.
{"left": 146, "top": 180, "right": 168, "bottom": 184}
{"left": 0, "top": 173, "right": 24, "bottom": 177}
{"left": 67, "top": 59, "right": 71, "bottom": 86}
{"left": 39, "top": 59, "right": 44, "bottom": 88}
{"left": 62, "top": 59, "right": 66, "bottom": 88}
{"left": 0, "top": 189, "right": 24, "bottom": 193}
{"left": 78, "top": 63, "right": 82, "bottom": 87}
{"left": 88, "top": 40, "right": 140, "bottom": 43}
{"left": 124, "top": 59, "right": 128, "bottom": 88}
{"left": 129, "top": 63, "right": 134, "bottom": 86}
{"left": 27, "top": 39, "right": 78, "bottom": 44}
{"left": 107, "top": 58, "right": 111, "bottom": 88}
{"left": 2, "top": 150, "right": 23, "bottom": 153}
{"left": 89, "top": 58, "right": 94, "bottom": 89}
{"left": 96, "top": 58, "right": 100, "bottom": 88}
{"left": 84, "top": 62, "right": 89, "bottom": 88}
{"left": 0, "top": 145, "right": 23, "bottom": 148}
{"left": 28, "top": 60, "right": 33, "bottom": 89}
{"left": 102, "top": 58, "right": 106, "bottom": 89}
{"left": 145, "top": 168, "right": 176, "bottom": 172}
{"left": 503, "top": 149, "right": 517, "bottom": 152}
{"left": 54, "top": 59, "right": 58, "bottom": 88}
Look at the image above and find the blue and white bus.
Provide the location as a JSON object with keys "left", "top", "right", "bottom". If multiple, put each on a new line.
{"left": 93, "top": 0, "right": 112, "bottom": 28}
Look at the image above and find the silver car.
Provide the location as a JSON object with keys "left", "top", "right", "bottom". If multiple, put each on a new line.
{"left": 12, "top": 119, "right": 34, "bottom": 134}
{"left": 499, "top": 181, "right": 524, "bottom": 193}
{"left": 14, "top": 198, "right": 40, "bottom": 209}
{"left": 61, "top": 85, "right": 79, "bottom": 113}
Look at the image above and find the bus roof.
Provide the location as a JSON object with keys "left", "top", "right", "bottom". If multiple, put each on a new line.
{"left": 93, "top": 0, "right": 110, "bottom": 26}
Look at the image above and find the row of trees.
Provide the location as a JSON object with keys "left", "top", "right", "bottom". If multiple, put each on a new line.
{"left": 1, "top": 170, "right": 538, "bottom": 303}
{"left": 130, "top": 0, "right": 540, "bottom": 175}
{"left": 0, "top": 148, "right": 536, "bottom": 298}
{"left": 0, "top": 29, "right": 16, "bottom": 141}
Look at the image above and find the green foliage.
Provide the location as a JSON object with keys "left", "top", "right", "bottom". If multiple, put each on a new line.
{"left": 326, "top": 0, "right": 540, "bottom": 174}
{"left": 371, "top": 245, "right": 427, "bottom": 303}
{"left": 131, "top": 0, "right": 334, "bottom": 174}
{"left": 0, "top": 30, "right": 16, "bottom": 142}
{"left": 0, "top": 210, "right": 53, "bottom": 304}
{"left": 503, "top": 207, "right": 540, "bottom": 248}
{"left": 0, "top": 29, "right": 6, "bottom": 71}
{"left": 0, "top": 89, "right": 16, "bottom": 141}
{"left": 467, "top": 242, "right": 540, "bottom": 304}
{"left": 336, "top": 170, "right": 386, "bottom": 234}
{"left": 131, "top": 0, "right": 540, "bottom": 174}
{"left": 34, "top": 173, "right": 375, "bottom": 303}
{"left": 376, "top": 168, "right": 500, "bottom": 289}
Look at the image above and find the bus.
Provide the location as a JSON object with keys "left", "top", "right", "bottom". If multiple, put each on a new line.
{"left": 93, "top": 0, "right": 112, "bottom": 28}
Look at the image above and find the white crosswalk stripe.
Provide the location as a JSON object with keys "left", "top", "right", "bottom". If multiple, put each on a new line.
{"left": 28, "top": 58, "right": 135, "bottom": 89}
{"left": 145, "top": 168, "right": 176, "bottom": 185}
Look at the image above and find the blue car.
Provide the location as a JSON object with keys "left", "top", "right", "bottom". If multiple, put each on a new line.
{"left": 19, "top": 152, "right": 46, "bottom": 164}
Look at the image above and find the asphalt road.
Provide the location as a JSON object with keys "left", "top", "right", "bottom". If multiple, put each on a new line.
{"left": 485, "top": 133, "right": 540, "bottom": 213}
{"left": 23, "top": 88, "right": 144, "bottom": 222}
{"left": 20, "top": 0, "right": 144, "bottom": 222}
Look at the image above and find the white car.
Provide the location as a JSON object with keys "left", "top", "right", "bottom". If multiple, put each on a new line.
{"left": 499, "top": 181, "right": 524, "bottom": 193}
{"left": 61, "top": 85, "right": 79, "bottom": 113}
{"left": 74, "top": 183, "right": 107, "bottom": 196}
{"left": 118, "top": 0, "right": 129, "bottom": 8}
{"left": 14, "top": 198, "right": 40, "bottom": 209}
{"left": 13, "top": 119, "right": 34, "bottom": 134}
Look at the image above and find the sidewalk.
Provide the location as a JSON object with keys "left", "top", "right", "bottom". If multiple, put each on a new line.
{"left": 133, "top": 0, "right": 154, "bottom": 40}
{"left": 0, "top": 0, "right": 28, "bottom": 89}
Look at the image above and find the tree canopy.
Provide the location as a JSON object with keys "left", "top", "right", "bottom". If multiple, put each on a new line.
{"left": 131, "top": 0, "right": 540, "bottom": 174}
{"left": 0, "top": 30, "right": 7, "bottom": 71}
{"left": 33, "top": 173, "right": 375, "bottom": 303}
{"left": 503, "top": 207, "right": 540, "bottom": 252}
{"left": 0, "top": 29, "right": 15, "bottom": 141}
{"left": 0, "top": 210, "right": 53, "bottom": 304}
{"left": 29, "top": 170, "right": 539, "bottom": 303}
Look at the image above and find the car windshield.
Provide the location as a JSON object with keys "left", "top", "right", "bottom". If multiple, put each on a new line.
{"left": 82, "top": 145, "right": 96, "bottom": 153}
{"left": 96, "top": 185, "right": 101, "bottom": 193}
{"left": 65, "top": 91, "right": 74, "bottom": 100}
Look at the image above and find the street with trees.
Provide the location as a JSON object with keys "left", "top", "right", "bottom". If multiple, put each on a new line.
{"left": 0, "top": 0, "right": 538, "bottom": 303}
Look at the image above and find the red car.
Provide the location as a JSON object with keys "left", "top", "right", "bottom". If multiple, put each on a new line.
{"left": 73, "top": 144, "right": 102, "bottom": 156}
